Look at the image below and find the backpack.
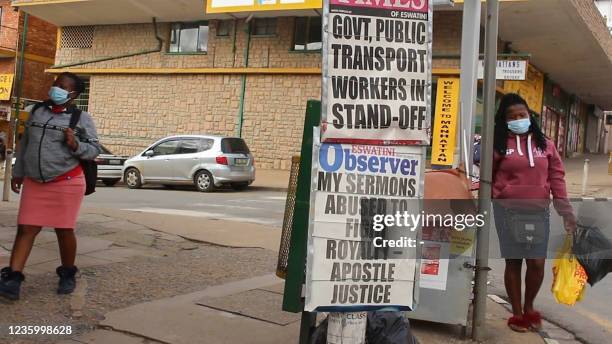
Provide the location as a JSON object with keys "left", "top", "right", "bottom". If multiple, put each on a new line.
{"left": 31, "top": 101, "right": 98, "bottom": 195}
{"left": 68, "top": 108, "right": 97, "bottom": 195}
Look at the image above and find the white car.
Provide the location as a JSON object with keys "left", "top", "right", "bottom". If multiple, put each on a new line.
{"left": 122, "top": 135, "right": 256, "bottom": 192}
{"left": 96, "top": 145, "right": 128, "bottom": 186}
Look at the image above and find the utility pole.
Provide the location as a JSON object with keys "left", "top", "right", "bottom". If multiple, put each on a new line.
{"left": 459, "top": 0, "right": 481, "bottom": 173}
{"left": 2, "top": 12, "right": 28, "bottom": 202}
{"left": 473, "top": 0, "right": 498, "bottom": 341}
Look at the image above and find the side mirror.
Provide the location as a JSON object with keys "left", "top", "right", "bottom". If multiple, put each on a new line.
{"left": 144, "top": 150, "right": 155, "bottom": 157}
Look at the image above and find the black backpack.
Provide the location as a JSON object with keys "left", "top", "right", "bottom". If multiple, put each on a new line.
{"left": 68, "top": 108, "right": 97, "bottom": 195}
{"left": 31, "top": 101, "right": 97, "bottom": 195}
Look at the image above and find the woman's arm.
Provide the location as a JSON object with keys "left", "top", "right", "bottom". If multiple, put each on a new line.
{"left": 71, "top": 113, "right": 101, "bottom": 161}
{"left": 12, "top": 123, "right": 30, "bottom": 179}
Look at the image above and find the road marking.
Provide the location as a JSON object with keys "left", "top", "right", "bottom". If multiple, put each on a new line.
{"left": 264, "top": 196, "right": 287, "bottom": 200}
{"left": 573, "top": 305, "right": 612, "bottom": 332}
{"left": 192, "top": 203, "right": 263, "bottom": 211}
{"left": 487, "top": 294, "right": 508, "bottom": 304}
{"left": 228, "top": 199, "right": 284, "bottom": 204}
{"left": 122, "top": 208, "right": 280, "bottom": 227}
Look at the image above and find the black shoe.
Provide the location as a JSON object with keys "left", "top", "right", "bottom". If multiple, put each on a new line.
{"left": 0, "top": 267, "right": 25, "bottom": 300}
{"left": 56, "top": 266, "right": 78, "bottom": 295}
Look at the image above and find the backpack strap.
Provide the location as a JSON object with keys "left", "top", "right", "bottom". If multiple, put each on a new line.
{"left": 30, "top": 100, "right": 53, "bottom": 116}
{"left": 68, "top": 106, "right": 83, "bottom": 129}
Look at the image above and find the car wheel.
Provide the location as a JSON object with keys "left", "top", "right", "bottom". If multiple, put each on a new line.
{"left": 103, "top": 178, "right": 120, "bottom": 187}
{"left": 194, "top": 170, "right": 215, "bottom": 192}
{"left": 124, "top": 168, "right": 143, "bottom": 189}
{"left": 231, "top": 182, "right": 249, "bottom": 191}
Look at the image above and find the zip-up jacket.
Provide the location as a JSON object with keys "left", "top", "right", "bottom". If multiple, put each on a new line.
{"left": 12, "top": 104, "right": 101, "bottom": 182}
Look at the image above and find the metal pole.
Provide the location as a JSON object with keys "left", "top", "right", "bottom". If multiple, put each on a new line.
{"left": 581, "top": 158, "right": 590, "bottom": 196}
{"left": 458, "top": 0, "right": 482, "bottom": 171}
{"left": 298, "top": 311, "right": 316, "bottom": 344}
{"left": 473, "top": 0, "right": 498, "bottom": 341}
{"left": 237, "top": 19, "right": 252, "bottom": 138}
{"left": 2, "top": 12, "right": 28, "bottom": 202}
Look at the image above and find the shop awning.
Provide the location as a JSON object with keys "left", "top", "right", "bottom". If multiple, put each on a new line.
{"left": 496, "top": 0, "right": 612, "bottom": 110}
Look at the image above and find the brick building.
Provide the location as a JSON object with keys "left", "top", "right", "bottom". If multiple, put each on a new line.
{"left": 11, "top": 0, "right": 612, "bottom": 169}
{"left": 0, "top": 0, "right": 56, "bottom": 151}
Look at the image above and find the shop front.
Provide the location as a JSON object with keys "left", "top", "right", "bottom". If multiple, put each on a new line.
{"left": 542, "top": 80, "right": 571, "bottom": 157}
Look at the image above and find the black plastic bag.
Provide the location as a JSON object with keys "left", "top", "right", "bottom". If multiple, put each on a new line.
{"left": 310, "top": 317, "right": 328, "bottom": 344}
{"left": 573, "top": 225, "right": 612, "bottom": 286}
{"left": 366, "top": 312, "right": 419, "bottom": 344}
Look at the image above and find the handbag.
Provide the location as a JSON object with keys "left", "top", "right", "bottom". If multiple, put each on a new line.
{"left": 504, "top": 208, "right": 548, "bottom": 245}
{"left": 68, "top": 108, "right": 97, "bottom": 196}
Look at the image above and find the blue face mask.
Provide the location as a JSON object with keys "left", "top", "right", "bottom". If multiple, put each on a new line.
{"left": 48, "top": 86, "right": 72, "bottom": 105}
{"left": 507, "top": 118, "right": 531, "bottom": 134}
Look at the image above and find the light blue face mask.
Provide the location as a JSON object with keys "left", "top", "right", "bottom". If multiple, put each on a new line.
{"left": 507, "top": 118, "right": 531, "bottom": 134}
{"left": 48, "top": 86, "right": 73, "bottom": 105}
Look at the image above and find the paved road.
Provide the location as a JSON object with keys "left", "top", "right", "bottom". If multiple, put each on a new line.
{"left": 2, "top": 183, "right": 288, "bottom": 228}
{"left": 86, "top": 185, "right": 288, "bottom": 227}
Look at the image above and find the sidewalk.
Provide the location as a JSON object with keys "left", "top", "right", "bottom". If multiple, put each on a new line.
{"left": 253, "top": 152, "right": 612, "bottom": 196}
{"left": 56, "top": 275, "right": 547, "bottom": 344}
{"left": 251, "top": 168, "right": 291, "bottom": 191}
{"left": 563, "top": 153, "right": 612, "bottom": 197}
{"left": 1, "top": 205, "right": 560, "bottom": 344}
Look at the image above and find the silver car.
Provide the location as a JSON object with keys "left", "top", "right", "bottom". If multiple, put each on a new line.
{"left": 97, "top": 145, "right": 128, "bottom": 186}
{"left": 123, "top": 135, "right": 255, "bottom": 192}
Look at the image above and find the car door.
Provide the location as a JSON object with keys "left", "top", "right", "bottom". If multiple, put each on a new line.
{"left": 170, "top": 138, "right": 208, "bottom": 181}
{"left": 140, "top": 139, "right": 180, "bottom": 181}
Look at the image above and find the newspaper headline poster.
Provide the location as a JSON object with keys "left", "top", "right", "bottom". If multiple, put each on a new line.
{"left": 321, "top": 0, "right": 433, "bottom": 145}
{"left": 305, "top": 132, "right": 425, "bottom": 311}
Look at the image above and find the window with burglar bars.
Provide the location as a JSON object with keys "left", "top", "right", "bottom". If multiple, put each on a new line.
{"left": 61, "top": 26, "right": 95, "bottom": 49}
{"left": 169, "top": 22, "right": 209, "bottom": 53}
{"left": 74, "top": 78, "right": 90, "bottom": 112}
{"left": 293, "top": 17, "right": 322, "bottom": 51}
{"left": 252, "top": 18, "right": 277, "bottom": 36}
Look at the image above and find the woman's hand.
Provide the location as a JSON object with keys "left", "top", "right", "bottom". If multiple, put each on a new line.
{"left": 11, "top": 177, "right": 23, "bottom": 194}
{"left": 564, "top": 215, "right": 577, "bottom": 233}
{"left": 64, "top": 128, "right": 78, "bottom": 152}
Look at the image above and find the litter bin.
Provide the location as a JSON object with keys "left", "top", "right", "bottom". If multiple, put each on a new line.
{"left": 276, "top": 155, "right": 301, "bottom": 279}
{"left": 609, "top": 152, "right": 612, "bottom": 175}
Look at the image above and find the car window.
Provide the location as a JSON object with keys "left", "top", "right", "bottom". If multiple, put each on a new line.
{"left": 152, "top": 140, "right": 180, "bottom": 156}
{"left": 178, "top": 139, "right": 200, "bottom": 154}
{"left": 221, "top": 138, "right": 250, "bottom": 154}
{"left": 199, "top": 139, "right": 214, "bottom": 152}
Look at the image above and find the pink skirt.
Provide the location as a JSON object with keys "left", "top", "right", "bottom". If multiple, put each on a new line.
{"left": 18, "top": 176, "right": 85, "bottom": 229}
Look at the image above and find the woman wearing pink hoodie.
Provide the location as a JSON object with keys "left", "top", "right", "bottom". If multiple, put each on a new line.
{"left": 492, "top": 93, "right": 576, "bottom": 332}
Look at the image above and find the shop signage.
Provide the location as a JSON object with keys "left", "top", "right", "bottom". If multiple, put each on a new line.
{"left": 0, "top": 74, "right": 14, "bottom": 101}
{"left": 430, "top": 78, "right": 459, "bottom": 168}
{"left": 206, "top": 0, "right": 322, "bottom": 13}
{"left": 502, "top": 63, "right": 545, "bottom": 113}
{"left": 477, "top": 60, "right": 527, "bottom": 80}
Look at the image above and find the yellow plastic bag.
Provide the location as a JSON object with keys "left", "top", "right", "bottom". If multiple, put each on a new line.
{"left": 552, "top": 235, "right": 588, "bottom": 306}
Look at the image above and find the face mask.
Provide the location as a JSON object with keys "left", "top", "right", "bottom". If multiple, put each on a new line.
{"left": 507, "top": 118, "right": 531, "bottom": 134}
{"left": 48, "top": 86, "right": 72, "bottom": 105}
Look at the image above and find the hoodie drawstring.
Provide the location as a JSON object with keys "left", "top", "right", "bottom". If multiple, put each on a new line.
{"left": 516, "top": 135, "right": 523, "bottom": 156}
{"left": 527, "top": 134, "right": 535, "bottom": 168}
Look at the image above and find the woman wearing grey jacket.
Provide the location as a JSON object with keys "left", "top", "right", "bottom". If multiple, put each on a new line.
{"left": 0, "top": 72, "right": 101, "bottom": 300}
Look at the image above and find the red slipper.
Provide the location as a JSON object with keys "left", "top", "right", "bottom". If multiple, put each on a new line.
{"left": 524, "top": 311, "right": 543, "bottom": 330}
{"left": 508, "top": 315, "right": 530, "bottom": 333}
